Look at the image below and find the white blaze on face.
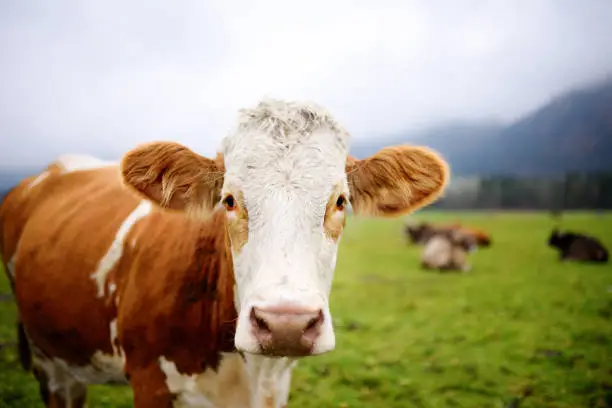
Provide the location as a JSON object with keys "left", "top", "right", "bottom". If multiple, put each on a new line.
{"left": 222, "top": 101, "right": 350, "bottom": 355}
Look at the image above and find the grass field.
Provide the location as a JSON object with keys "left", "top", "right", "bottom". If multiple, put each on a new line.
{"left": 1, "top": 211, "right": 611, "bottom": 408}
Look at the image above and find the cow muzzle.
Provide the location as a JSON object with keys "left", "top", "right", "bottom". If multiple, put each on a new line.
{"left": 249, "top": 305, "right": 325, "bottom": 357}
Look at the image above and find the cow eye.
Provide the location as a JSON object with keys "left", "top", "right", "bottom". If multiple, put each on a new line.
{"left": 336, "top": 195, "right": 346, "bottom": 210}
{"left": 223, "top": 195, "right": 236, "bottom": 211}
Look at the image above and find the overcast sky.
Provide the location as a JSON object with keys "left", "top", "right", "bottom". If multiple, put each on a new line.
{"left": 2, "top": 0, "right": 612, "bottom": 166}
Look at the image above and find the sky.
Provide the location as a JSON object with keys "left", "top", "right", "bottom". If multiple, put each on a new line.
{"left": 1, "top": 0, "right": 612, "bottom": 166}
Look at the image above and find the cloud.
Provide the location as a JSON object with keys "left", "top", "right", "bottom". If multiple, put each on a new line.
{"left": 1, "top": 0, "right": 612, "bottom": 166}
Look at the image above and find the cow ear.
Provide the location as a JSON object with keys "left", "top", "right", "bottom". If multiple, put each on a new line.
{"left": 120, "top": 141, "right": 225, "bottom": 213}
{"left": 346, "top": 145, "right": 449, "bottom": 217}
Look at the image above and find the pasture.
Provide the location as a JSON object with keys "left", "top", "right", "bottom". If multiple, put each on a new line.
{"left": 1, "top": 211, "right": 611, "bottom": 407}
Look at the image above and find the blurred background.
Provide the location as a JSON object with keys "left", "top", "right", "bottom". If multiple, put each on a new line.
{"left": 1, "top": 1, "right": 611, "bottom": 407}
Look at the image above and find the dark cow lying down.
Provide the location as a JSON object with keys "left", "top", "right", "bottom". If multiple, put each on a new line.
{"left": 548, "top": 228, "right": 609, "bottom": 263}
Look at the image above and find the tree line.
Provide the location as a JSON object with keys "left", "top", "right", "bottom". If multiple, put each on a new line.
{"left": 431, "top": 172, "right": 612, "bottom": 210}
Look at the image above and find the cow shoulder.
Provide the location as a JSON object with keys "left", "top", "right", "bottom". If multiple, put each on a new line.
{"left": 117, "top": 208, "right": 236, "bottom": 377}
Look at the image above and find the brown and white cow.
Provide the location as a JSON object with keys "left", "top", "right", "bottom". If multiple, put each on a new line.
{"left": 0, "top": 99, "right": 449, "bottom": 407}
{"left": 420, "top": 229, "right": 478, "bottom": 272}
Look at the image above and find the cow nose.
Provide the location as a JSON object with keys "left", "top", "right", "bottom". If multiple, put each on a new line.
{"left": 250, "top": 306, "right": 324, "bottom": 357}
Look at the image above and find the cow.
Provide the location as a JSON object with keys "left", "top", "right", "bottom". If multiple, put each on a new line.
{"left": 403, "top": 222, "right": 439, "bottom": 245}
{"left": 449, "top": 223, "right": 492, "bottom": 248}
{"left": 403, "top": 221, "right": 491, "bottom": 248}
{"left": 0, "top": 98, "right": 450, "bottom": 408}
{"left": 547, "top": 228, "right": 609, "bottom": 263}
{"left": 420, "top": 228, "right": 478, "bottom": 272}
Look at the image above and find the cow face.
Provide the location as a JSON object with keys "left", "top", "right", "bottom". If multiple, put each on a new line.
{"left": 120, "top": 99, "right": 449, "bottom": 358}
{"left": 548, "top": 228, "right": 564, "bottom": 248}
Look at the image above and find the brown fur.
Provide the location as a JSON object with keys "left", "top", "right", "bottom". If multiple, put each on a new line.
{"left": 404, "top": 221, "right": 491, "bottom": 248}
{"left": 224, "top": 190, "right": 249, "bottom": 252}
{"left": 120, "top": 141, "right": 225, "bottom": 215}
{"left": 447, "top": 223, "right": 492, "bottom": 247}
{"left": 0, "top": 164, "right": 236, "bottom": 407}
{"left": 1, "top": 139, "right": 449, "bottom": 407}
{"left": 323, "top": 184, "right": 347, "bottom": 241}
{"left": 403, "top": 222, "right": 445, "bottom": 245}
{"left": 121, "top": 141, "right": 449, "bottom": 221}
{"left": 118, "top": 209, "right": 236, "bottom": 376}
{"left": 346, "top": 145, "right": 449, "bottom": 217}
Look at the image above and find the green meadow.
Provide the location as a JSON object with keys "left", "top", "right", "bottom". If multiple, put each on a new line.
{"left": 1, "top": 211, "right": 611, "bottom": 407}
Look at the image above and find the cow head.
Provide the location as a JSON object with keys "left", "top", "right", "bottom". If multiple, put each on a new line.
{"left": 120, "top": 99, "right": 449, "bottom": 358}
{"left": 548, "top": 228, "right": 563, "bottom": 248}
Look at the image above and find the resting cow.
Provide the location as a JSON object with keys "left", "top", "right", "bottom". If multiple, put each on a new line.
{"left": 0, "top": 98, "right": 449, "bottom": 408}
{"left": 449, "top": 223, "right": 491, "bottom": 247}
{"left": 547, "top": 228, "right": 608, "bottom": 263}
{"left": 420, "top": 229, "right": 478, "bottom": 272}
{"left": 403, "top": 221, "right": 491, "bottom": 248}
{"left": 403, "top": 222, "right": 443, "bottom": 245}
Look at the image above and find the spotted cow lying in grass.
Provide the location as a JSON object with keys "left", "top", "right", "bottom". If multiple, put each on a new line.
{"left": 420, "top": 228, "right": 478, "bottom": 272}
{"left": 404, "top": 221, "right": 491, "bottom": 248}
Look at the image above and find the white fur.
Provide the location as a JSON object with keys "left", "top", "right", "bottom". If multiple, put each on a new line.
{"left": 6, "top": 255, "right": 15, "bottom": 278}
{"left": 244, "top": 354, "right": 296, "bottom": 408}
{"left": 90, "top": 200, "right": 152, "bottom": 297}
{"left": 109, "top": 319, "right": 124, "bottom": 359}
{"left": 32, "top": 357, "right": 89, "bottom": 405}
{"left": 56, "top": 154, "right": 116, "bottom": 173}
{"left": 28, "top": 171, "right": 49, "bottom": 189}
{"left": 159, "top": 354, "right": 295, "bottom": 408}
{"left": 159, "top": 356, "right": 218, "bottom": 408}
{"left": 33, "top": 348, "right": 127, "bottom": 390}
{"left": 422, "top": 236, "right": 451, "bottom": 268}
{"left": 223, "top": 99, "right": 350, "bottom": 355}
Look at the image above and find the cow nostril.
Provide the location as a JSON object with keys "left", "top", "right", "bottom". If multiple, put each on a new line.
{"left": 250, "top": 308, "right": 271, "bottom": 334}
{"left": 303, "top": 310, "right": 324, "bottom": 335}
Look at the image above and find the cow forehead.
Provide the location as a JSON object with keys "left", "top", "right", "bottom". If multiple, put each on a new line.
{"left": 221, "top": 99, "right": 350, "bottom": 188}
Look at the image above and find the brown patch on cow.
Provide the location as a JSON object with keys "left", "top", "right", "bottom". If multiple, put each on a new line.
{"left": 346, "top": 145, "right": 449, "bottom": 217}
{"left": 323, "top": 184, "right": 347, "bottom": 241}
{"left": 8, "top": 166, "right": 140, "bottom": 366}
{"left": 0, "top": 162, "right": 63, "bottom": 263}
{"left": 224, "top": 190, "right": 249, "bottom": 252}
{"left": 129, "top": 362, "right": 174, "bottom": 408}
{"left": 405, "top": 222, "right": 492, "bottom": 248}
{"left": 447, "top": 223, "right": 492, "bottom": 247}
{"left": 118, "top": 208, "right": 237, "bottom": 378}
{"left": 120, "top": 141, "right": 225, "bottom": 216}
{"left": 2, "top": 161, "right": 240, "bottom": 405}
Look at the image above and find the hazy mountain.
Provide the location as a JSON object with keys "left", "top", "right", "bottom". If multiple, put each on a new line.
{"left": 352, "top": 77, "right": 612, "bottom": 177}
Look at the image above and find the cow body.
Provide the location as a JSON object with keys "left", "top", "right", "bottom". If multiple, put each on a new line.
{"left": 1, "top": 160, "right": 262, "bottom": 407}
{"left": 548, "top": 229, "right": 609, "bottom": 263}
{"left": 420, "top": 229, "right": 477, "bottom": 272}
{"left": 404, "top": 221, "right": 491, "bottom": 247}
{"left": 1, "top": 98, "right": 449, "bottom": 407}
